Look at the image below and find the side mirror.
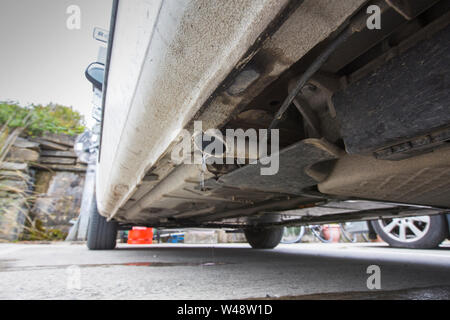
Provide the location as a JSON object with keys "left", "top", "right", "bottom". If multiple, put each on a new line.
{"left": 85, "top": 62, "right": 105, "bottom": 91}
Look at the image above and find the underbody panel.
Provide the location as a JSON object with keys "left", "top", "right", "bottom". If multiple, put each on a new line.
{"left": 99, "top": 0, "right": 450, "bottom": 228}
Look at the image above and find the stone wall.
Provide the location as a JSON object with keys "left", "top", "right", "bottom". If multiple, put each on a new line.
{"left": 32, "top": 171, "right": 85, "bottom": 234}
{"left": 0, "top": 133, "right": 87, "bottom": 241}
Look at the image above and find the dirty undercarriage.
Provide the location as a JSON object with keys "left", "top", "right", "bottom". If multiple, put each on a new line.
{"left": 100, "top": 0, "right": 450, "bottom": 230}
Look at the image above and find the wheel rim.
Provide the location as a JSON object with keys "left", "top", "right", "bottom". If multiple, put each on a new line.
{"left": 340, "top": 223, "right": 357, "bottom": 243}
{"left": 281, "top": 226, "right": 304, "bottom": 244}
{"left": 378, "top": 216, "right": 431, "bottom": 243}
{"left": 311, "top": 225, "right": 332, "bottom": 243}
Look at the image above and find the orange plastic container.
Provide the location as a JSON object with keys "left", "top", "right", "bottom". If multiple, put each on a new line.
{"left": 127, "top": 227, "right": 153, "bottom": 244}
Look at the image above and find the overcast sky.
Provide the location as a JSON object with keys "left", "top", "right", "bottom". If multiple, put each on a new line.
{"left": 0, "top": 0, "right": 112, "bottom": 127}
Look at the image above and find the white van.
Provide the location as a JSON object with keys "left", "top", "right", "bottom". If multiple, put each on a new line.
{"left": 86, "top": 0, "right": 450, "bottom": 250}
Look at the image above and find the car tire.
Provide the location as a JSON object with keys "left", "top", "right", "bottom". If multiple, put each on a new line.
{"left": 87, "top": 196, "right": 118, "bottom": 250}
{"left": 244, "top": 227, "right": 283, "bottom": 249}
{"left": 371, "top": 214, "right": 448, "bottom": 249}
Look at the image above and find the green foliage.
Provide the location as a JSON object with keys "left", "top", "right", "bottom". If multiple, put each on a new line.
{"left": 21, "top": 218, "right": 68, "bottom": 241}
{"left": 0, "top": 102, "right": 85, "bottom": 136}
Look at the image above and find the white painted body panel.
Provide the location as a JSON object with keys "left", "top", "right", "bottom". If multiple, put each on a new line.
{"left": 97, "top": 0, "right": 291, "bottom": 217}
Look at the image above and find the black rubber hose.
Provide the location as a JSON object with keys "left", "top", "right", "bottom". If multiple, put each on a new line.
{"left": 269, "top": 25, "right": 353, "bottom": 129}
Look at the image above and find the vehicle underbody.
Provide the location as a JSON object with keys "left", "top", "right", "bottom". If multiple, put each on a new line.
{"left": 100, "top": 0, "right": 450, "bottom": 231}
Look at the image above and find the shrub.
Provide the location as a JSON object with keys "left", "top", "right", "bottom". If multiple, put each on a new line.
{"left": 0, "top": 102, "right": 85, "bottom": 136}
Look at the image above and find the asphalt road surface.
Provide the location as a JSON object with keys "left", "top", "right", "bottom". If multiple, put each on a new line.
{"left": 0, "top": 242, "right": 449, "bottom": 299}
